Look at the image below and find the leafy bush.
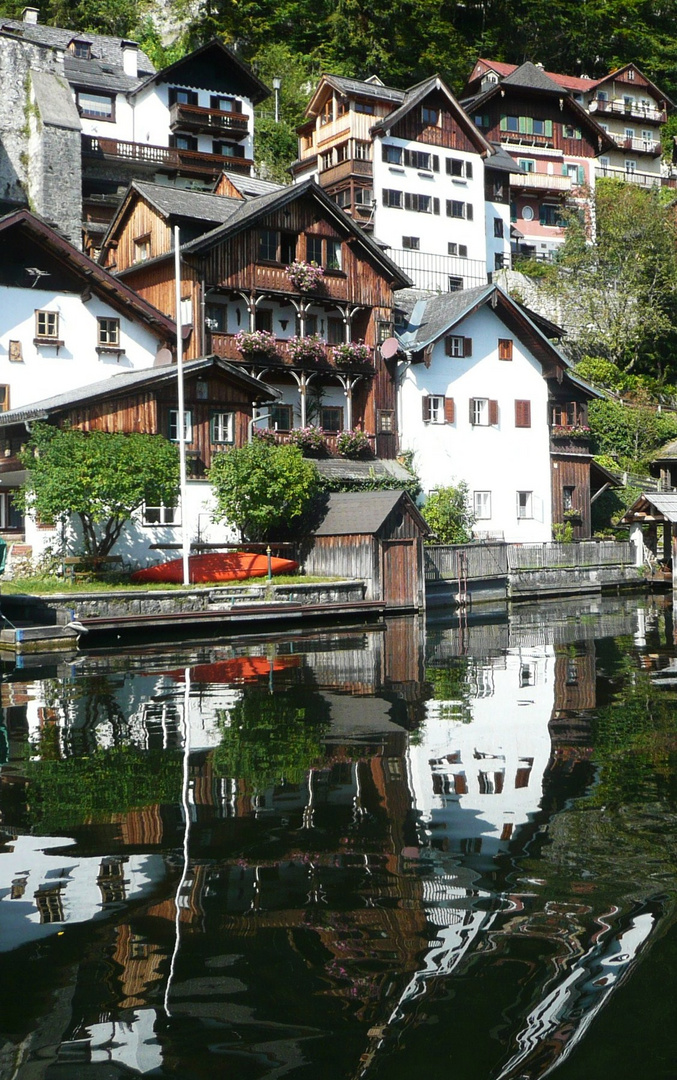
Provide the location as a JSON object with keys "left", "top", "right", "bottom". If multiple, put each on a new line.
{"left": 422, "top": 482, "right": 474, "bottom": 544}
{"left": 588, "top": 399, "right": 677, "bottom": 470}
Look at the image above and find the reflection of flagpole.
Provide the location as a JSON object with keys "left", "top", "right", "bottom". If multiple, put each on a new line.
{"left": 174, "top": 226, "right": 190, "bottom": 587}
{"left": 164, "top": 666, "right": 191, "bottom": 1017}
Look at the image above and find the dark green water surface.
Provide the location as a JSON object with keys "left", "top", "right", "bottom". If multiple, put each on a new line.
{"left": 0, "top": 595, "right": 676, "bottom": 1078}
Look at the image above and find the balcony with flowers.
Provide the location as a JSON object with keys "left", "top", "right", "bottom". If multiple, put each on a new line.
{"left": 550, "top": 423, "right": 592, "bottom": 455}
{"left": 211, "top": 329, "right": 375, "bottom": 374}
{"left": 252, "top": 425, "right": 376, "bottom": 459}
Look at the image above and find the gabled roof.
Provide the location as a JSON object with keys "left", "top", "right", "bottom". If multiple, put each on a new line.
{"left": 305, "top": 74, "right": 405, "bottom": 117}
{"left": 311, "top": 490, "right": 429, "bottom": 536}
{"left": 314, "top": 458, "right": 416, "bottom": 485}
{"left": 621, "top": 492, "right": 677, "bottom": 524}
{"left": 214, "top": 172, "right": 284, "bottom": 199}
{"left": 0, "top": 17, "right": 155, "bottom": 79}
{"left": 0, "top": 356, "right": 279, "bottom": 428}
{"left": 592, "top": 63, "right": 676, "bottom": 110}
{"left": 369, "top": 74, "right": 494, "bottom": 155}
{"left": 0, "top": 208, "right": 176, "bottom": 339}
{"left": 100, "top": 181, "right": 243, "bottom": 254}
{"left": 467, "top": 58, "right": 595, "bottom": 94}
{"left": 502, "top": 61, "right": 572, "bottom": 95}
{"left": 129, "top": 38, "right": 270, "bottom": 104}
{"left": 181, "top": 179, "right": 412, "bottom": 288}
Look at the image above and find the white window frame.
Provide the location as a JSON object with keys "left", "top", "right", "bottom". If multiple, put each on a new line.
{"left": 211, "top": 411, "right": 235, "bottom": 444}
{"left": 97, "top": 317, "right": 120, "bottom": 347}
{"left": 142, "top": 502, "right": 179, "bottom": 526}
{"left": 516, "top": 491, "right": 533, "bottom": 519}
{"left": 472, "top": 398, "right": 489, "bottom": 426}
{"left": 35, "top": 310, "right": 59, "bottom": 339}
{"left": 169, "top": 409, "right": 192, "bottom": 442}
{"left": 447, "top": 335, "right": 465, "bottom": 357}
{"left": 474, "top": 491, "right": 491, "bottom": 519}
{"left": 428, "top": 395, "right": 445, "bottom": 424}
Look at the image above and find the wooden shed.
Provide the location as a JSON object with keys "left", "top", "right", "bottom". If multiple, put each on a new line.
{"left": 303, "top": 491, "right": 430, "bottom": 611}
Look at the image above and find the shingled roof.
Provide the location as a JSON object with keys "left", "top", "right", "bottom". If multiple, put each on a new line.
{"left": 502, "top": 61, "right": 569, "bottom": 95}
{"left": 311, "top": 491, "right": 428, "bottom": 536}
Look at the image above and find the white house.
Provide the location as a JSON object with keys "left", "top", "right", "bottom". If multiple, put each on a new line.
{"left": 395, "top": 283, "right": 600, "bottom": 541}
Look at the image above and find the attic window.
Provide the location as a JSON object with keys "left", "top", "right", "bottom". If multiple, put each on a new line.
{"left": 421, "top": 106, "right": 439, "bottom": 125}
{"left": 76, "top": 91, "right": 114, "bottom": 120}
{"left": 69, "top": 39, "right": 91, "bottom": 59}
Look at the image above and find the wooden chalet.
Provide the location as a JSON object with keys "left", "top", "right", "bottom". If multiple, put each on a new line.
{"left": 101, "top": 179, "right": 412, "bottom": 460}
{"left": 303, "top": 490, "right": 430, "bottom": 610}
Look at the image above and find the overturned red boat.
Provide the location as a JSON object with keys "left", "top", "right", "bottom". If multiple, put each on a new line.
{"left": 130, "top": 551, "right": 298, "bottom": 585}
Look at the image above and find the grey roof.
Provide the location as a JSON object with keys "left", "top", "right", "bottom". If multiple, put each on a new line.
{"left": 131, "top": 181, "right": 242, "bottom": 223}
{"left": 31, "top": 70, "right": 81, "bottom": 131}
{"left": 0, "top": 18, "right": 154, "bottom": 81}
{"left": 652, "top": 439, "right": 677, "bottom": 462}
{"left": 0, "top": 357, "right": 279, "bottom": 427}
{"left": 219, "top": 172, "right": 285, "bottom": 198}
{"left": 312, "top": 490, "right": 414, "bottom": 536}
{"left": 502, "top": 61, "right": 567, "bottom": 95}
{"left": 314, "top": 458, "right": 415, "bottom": 484}
{"left": 321, "top": 74, "right": 405, "bottom": 105}
{"left": 129, "top": 38, "right": 270, "bottom": 104}
{"left": 395, "top": 284, "right": 494, "bottom": 351}
{"left": 622, "top": 492, "right": 677, "bottom": 523}
{"left": 487, "top": 144, "right": 526, "bottom": 174}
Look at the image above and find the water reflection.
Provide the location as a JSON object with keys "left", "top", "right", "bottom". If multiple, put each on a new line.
{"left": 0, "top": 598, "right": 675, "bottom": 1079}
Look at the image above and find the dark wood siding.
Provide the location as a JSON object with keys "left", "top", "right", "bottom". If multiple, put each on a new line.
{"left": 391, "top": 92, "right": 478, "bottom": 152}
{"left": 551, "top": 453, "right": 592, "bottom": 539}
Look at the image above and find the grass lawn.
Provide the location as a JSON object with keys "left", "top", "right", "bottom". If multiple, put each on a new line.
{"left": 1, "top": 572, "right": 342, "bottom": 595}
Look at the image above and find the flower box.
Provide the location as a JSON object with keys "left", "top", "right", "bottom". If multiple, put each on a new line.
{"left": 286, "top": 259, "right": 325, "bottom": 292}
{"left": 234, "top": 329, "right": 280, "bottom": 359}
{"left": 287, "top": 425, "right": 328, "bottom": 455}
{"left": 331, "top": 341, "right": 372, "bottom": 366}
{"left": 336, "top": 429, "right": 372, "bottom": 459}
{"left": 285, "top": 334, "right": 328, "bottom": 365}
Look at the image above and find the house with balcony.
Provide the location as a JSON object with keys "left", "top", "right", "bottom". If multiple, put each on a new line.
{"left": 0, "top": 207, "right": 177, "bottom": 534}
{"left": 394, "top": 282, "right": 601, "bottom": 541}
{"left": 462, "top": 62, "right": 616, "bottom": 260}
{"left": 0, "top": 9, "right": 269, "bottom": 252}
{"left": 467, "top": 58, "right": 675, "bottom": 192}
{"left": 292, "top": 73, "right": 516, "bottom": 288}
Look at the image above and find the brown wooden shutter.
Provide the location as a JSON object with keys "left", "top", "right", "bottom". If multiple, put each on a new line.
{"left": 445, "top": 336, "right": 454, "bottom": 356}
{"left": 469, "top": 398, "right": 476, "bottom": 424}
{"left": 444, "top": 397, "right": 455, "bottom": 423}
{"left": 498, "top": 338, "right": 513, "bottom": 360}
{"left": 422, "top": 395, "right": 431, "bottom": 422}
{"left": 464, "top": 337, "right": 473, "bottom": 357}
{"left": 515, "top": 399, "right": 531, "bottom": 427}
{"left": 489, "top": 399, "right": 499, "bottom": 425}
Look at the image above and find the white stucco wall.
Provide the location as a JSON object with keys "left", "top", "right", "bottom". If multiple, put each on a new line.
{"left": 133, "top": 83, "right": 255, "bottom": 161}
{"left": 399, "top": 305, "right": 553, "bottom": 542}
{"left": 0, "top": 285, "right": 163, "bottom": 409}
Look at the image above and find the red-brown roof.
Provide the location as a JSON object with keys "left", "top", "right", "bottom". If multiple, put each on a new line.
{"left": 474, "top": 58, "right": 599, "bottom": 93}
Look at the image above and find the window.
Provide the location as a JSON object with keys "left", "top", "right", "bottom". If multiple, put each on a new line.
{"left": 354, "top": 141, "right": 370, "bottom": 160}
{"left": 474, "top": 491, "right": 491, "bottom": 519}
{"left": 383, "top": 144, "right": 403, "bottom": 165}
{"left": 625, "top": 159, "right": 637, "bottom": 173}
{"left": 402, "top": 236, "right": 420, "bottom": 249}
{"left": 213, "top": 141, "right": 245, "bottom": 158}
{"left": 404, "top": 193, "right": 439, "bottom": 214}
{"left": 597, "top": 91, "right": 608, "bottom": 102}
{"left": 501, "top": 115, "right": 552, "bottom": 137}
{"left": 334, "top": 189, "right": 351, "bottom": 208}
{"left": 143, "top": 502, "right": 178, "bottom": 526}
{"left": 258, "top": 228, "right": 277, "bottom": 261}
{"left": 180, "top": 297, "right": 193, "bottom": 325}
{"left": 403, "top": 149, "right": 438, "bottom": 171}
{"left": 422, "top": 395, "right": 454, "bottom": 424}
{"left": 448, "top": 276, "right": 464, "bottom": 292}
{"left": 170, "top": 134, "right": 198, "bottom": 151}
{"left": 270, "top": 404, "right": 292, "bottom": 430}
{"left": 305, "top": 314, "right": 318, "bottom": 336}
{"left": 320, "top": 406, "right": 343, "bottom": 432}
{"left": 97, "top": 317, "right": 120, "bottom": 348}
{"left": 522, "top": 204, "right": 534, "bottom": 222}
{"left": 642, "top": 129, "right": 653, "bottom": 143}
{"left": 498, "top": 338, "right": 513, "bottom": 361}
{"left": 470, "top": 398, "right": 498, "bottom": 426}
{"left": 448, "top": 243, "right": 468, "bottom": 257}
{"left": 0, "top": 385, "right": 9, "bottom": 413}
{"left": 421, "top": 106, "right": 438, "bottom": 125}
{"left": 335, "top": 142, "right": 349, "bottom": 163}
{"left": 565, "top": 163, "right": 586, "bottom": 185}
{"left": 382, "top": 188, "right": 403, "bottom": 208}
{"left": 320, "top": 151, "right": 333, "bottom": 171}
{"left": 320, "top": 100, "right": 333, "bottom": 124}
{"left": 327, "top": 317, "right": 344, "bottom": 344}
{"left": 540, "top": 203, "right": 564, "bottom": 227}
{"left": 307, "top": 235, "right": 323, "bottom": 264}
{"left": 196, "top": 380, "right": 209, "bottom": 401}
{"left": 326, "top": 239, "right": 342, "bottom": 271}
{"left": 445, "top": 335, "right": 471, "bottom": 358}
{"left": 494, "top": 253, "right": 505, "bottom": 270}
{"left": 70, "top": 39, "right": 91, "bottom": 58}
{"left": 168, "top": 409, "right": 192, "bottom": 442}
{"left": 355, "top": 187, "right": 373, "bottom": 206}
{"left": 514, "top": 399, "right": 531, "bottom": 427}
{"left": 518, "top": 158, "right": 536, "bottom": 172}
{"left": 517, "top": 491, "right": 533, "bottom": 518}
{"left": 76, "top": 91, "right": 114, "bottom": 119}
{"left": 563, "top": 124, "right": 582, "bottom": 139}
{"left": 627, "top": 68, "right": 635, "bottom": 80}
{"left": 170, "top": 87, "right": 198, "bottom": 106}
{"left": 446, "top": 200, "right": 473, "bottom": 219}
{"left": 211, "top": 411, "right": 235, "bottom": 444}
{"left": 210, "top": 95, "right": 239, "bottom": 112}
{"left": 378, "top": 409, "right": 395, "bottom": 433}
{"left": 134, "top": 234, "right": 151, "bottom": 262}
{"left": 494, "top": 217, "right": 504, "bottom": 238}
{"left": 519, "top": 662, "right": 536, "bottom": 687}
{"left": 563, "top": 485, "right": 575, "bottom": 511}
{"left": 474, "top": 114, "right": 490, "bottom": 128}
{"left": 446, "top": 157, "right": 473, "bottom": 179}
{"left": 355, "top": 101, "right": 374, "bottom": 114}
{"left": 35, "top": 310, "right": 59, "bottom": 339}
{"left": 256, "top": 308, "right": 273, "bottom": 333}
{"left": 205, "top": 303, "right": 227, "bottom": 332}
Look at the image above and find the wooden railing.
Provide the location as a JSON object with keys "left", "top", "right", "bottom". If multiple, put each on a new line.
{"left": 507, "top": 540, "right": 634, "bottom": 570}
{"left": 425, "top": 543, "right": 508, "bottom": 582}
{"left": 169, "top": 102, "right": 249, "bottom": 136}
{"left": 82, "top": 135, "right": 253, "bottom": 176}
{"left": 209, "top": 333, "right": 374, "bottom": 372}
{"left": 550, "top": 433, "right": 592, "bottom": 455}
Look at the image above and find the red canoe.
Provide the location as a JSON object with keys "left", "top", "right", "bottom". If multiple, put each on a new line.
{"left": 130, "top": 551, "right": 298, "bottom": 585}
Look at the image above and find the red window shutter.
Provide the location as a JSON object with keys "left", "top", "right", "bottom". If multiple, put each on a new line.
{"left": 444, "top": 397, "right": 455, "bottom": 423}
{"left": 489, "top": 399, "right": 499, "bottom": 425}
{"left": 464, "top": 337, "right": 473, "bottom": 357}
{"left": 515, "top": 400, "right": 531, "bottom": 427}
{"left": 422, "top": 395, "right": 430, "bottom": 422}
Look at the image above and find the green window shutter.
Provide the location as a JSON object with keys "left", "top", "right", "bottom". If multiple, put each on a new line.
{"left": 519, "top": 116, "right": 529, "bottom": 133}
{"left": 545, "top": 119, "right": 553, "bottom": 136}
{"left": 500, "top": 114, "right": 507, "bottom": 130}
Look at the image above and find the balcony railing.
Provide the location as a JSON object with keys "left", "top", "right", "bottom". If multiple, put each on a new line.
{"left": 550, "top": 429, "right": 592, "bottom": 455}
{"left": 82, "top": 135, "right": 254, "bottom": 176}
{"left": 388, "top": 248, "right": 489, "bottom": 292}
{"left": 510, "top": 171, "right": 573, "bottom": 192}
{"left": 590, "top": 98, "right": 666, "bottom": 123}
{"left": 319, "top": 158, "right": 373, "bottom": 185}
{"left": 611, "top": 133, "right": 661, "bottom": 155}
{"left": 597, "top": 164, "right": 677, "bottom": 189}
{"left": 169, "top": 101, "right": 249, "bottom": 137}
{"left": 254, "top": 429, "right": 377, "bottom": 458}
{"left": 501, "top": 131, "right": 554, "bottom": 149}
{"left": 209, "top": 332, "right": 375, "bottom": 372}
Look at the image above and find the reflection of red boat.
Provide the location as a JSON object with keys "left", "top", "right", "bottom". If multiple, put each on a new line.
{"left": 165, "top": 656, "right": 301, "bottom": 684}
{"left": 131, "top": 551, "right": 298, "bottom": 585}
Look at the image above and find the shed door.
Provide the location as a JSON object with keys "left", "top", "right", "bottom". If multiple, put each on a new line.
{"left": 381, "top": 538, "right": 418, "bottom": 608}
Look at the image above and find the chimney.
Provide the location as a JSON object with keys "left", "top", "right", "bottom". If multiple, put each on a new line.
{"left": 22, "top": 6, "right": 39, "bottom": 23}
{"left": 121, "top": 40, "right": 138, "bottom": 78}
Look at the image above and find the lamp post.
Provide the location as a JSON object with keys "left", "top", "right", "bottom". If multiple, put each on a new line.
{"left": 272, "top": 76, "right": 281, "bottom": 123}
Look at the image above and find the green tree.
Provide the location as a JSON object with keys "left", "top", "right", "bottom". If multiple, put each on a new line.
{"left": 16, "top": 424, "right": 180, "bottom": 557}
{"left": 588, "top": 399, "right": 677, "bottom": 470}
{"left": 421, "top": 481, "right": 474, "bottom": 544}
{"left": 209, "top": 439, "right": 321, "bottom": 540}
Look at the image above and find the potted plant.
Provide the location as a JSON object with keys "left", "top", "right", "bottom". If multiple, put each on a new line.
{"left": 551, "top": 424, "right": 591, "bottom": 439}
{"left": 287, "top": 425, "right": 327, "bottom": 455}
{"left": 286, "top": 334, "right": 327, "bottom": 365}
{"left": 286, "top": 259, "right": 325, "bottom": 292}
{"left": 331, "top": 341, "right": 372, "bottom": 366}
{"left": 234, "top": 329, "right": 279, "bottom": 359}
{"left": 336, "top": 429, "right": 372, "bottom": 459}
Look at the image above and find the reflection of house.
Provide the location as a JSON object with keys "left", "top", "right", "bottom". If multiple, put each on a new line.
{"left": 0, "top": 355, "right": 278, "bottom": 563}
{"left": 395, "top": 282, "right": 601, "bottom": 540}
{"left": 462, "top": 62, "right": 615, "bottom": 259}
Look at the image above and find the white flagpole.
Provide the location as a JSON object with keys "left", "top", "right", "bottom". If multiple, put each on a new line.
{"left": 174, "top": 225, "right": 190, "bottom": 586}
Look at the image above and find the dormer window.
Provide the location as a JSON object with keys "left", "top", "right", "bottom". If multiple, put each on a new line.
{"left": 69, "top": 39, "right": 91, "bottom": 59}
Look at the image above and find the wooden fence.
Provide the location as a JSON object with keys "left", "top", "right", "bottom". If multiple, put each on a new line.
{"left": 425, "top": 540, "right": 634, "bottom": 582}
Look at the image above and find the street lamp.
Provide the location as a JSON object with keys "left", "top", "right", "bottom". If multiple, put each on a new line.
{"left": 272, "top": 76, "right": 281, "bottom": 123}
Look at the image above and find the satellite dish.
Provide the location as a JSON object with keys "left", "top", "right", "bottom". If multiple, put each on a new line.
{"left": 380, "top": 337, "right": 400, "bottom": 359}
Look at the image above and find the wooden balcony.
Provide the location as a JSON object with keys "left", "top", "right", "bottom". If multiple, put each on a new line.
{"left": 264, "top": 430, "right": 377, "bottom": 457}
{"left": 169, "top": 101, "right": 249, "bottom": 138}
{"left": 590, "top": 98, "right": 666, "bottom": 124}
{"left": 510, "top": 171, "right": 573, "bottom": 193}
{"left": 597, "top": 164, "right": 677, "bottom": 189}
{"left": 253, "top": 262, "right": 352, "bottom": 301}
{"left": 82, "top": 135, "right": 253, "bottom": 177}
{"left": 209, "top": 332, "right": 375, "bottom": 374}
{"left": 550, "top": 429, "right": 592, "bottom": 455}
{"left": 319, "top": 158, "right": 373, "bottom": 186}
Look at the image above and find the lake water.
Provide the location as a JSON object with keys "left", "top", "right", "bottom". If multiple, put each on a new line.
{"left": 0, "top": 595, "right": 675, "bottom": 1079}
